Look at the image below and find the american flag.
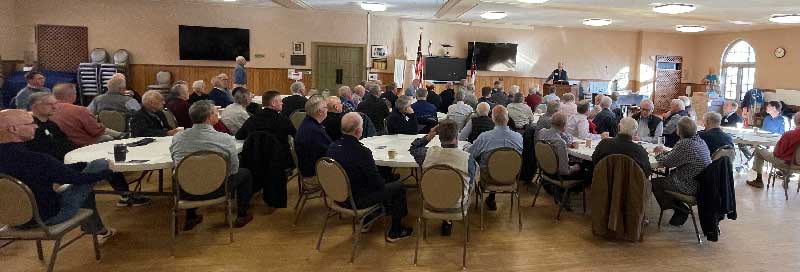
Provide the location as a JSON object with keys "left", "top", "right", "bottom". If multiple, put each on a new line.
{"left": 415, "top": 29, "right": 424, "bottom": 82}
{"left": 469, "top": 41, "right": 477, "bottom": 87}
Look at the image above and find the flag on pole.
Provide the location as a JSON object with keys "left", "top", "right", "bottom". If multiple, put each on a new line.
{"left": 469, "top": 41, "right": 477, "bottom": 87}
{"left": 414, "top": 29, "right": 424, "bottom": 82}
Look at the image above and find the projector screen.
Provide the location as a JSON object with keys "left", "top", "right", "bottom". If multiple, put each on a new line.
{"left": 179, "top": 25, "right": 250, "bottom": 61}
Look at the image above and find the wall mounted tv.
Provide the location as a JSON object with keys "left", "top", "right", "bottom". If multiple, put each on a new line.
{"left": 424, "top": 57, "right": 467, "bottom": 82}
{"left": 466, "top": 42, "right": 518, "bottom": 72}
{"left": 179, "top": 25, "right": 250, "bottom": 61}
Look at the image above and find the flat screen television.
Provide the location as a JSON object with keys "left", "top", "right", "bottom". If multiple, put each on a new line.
{"left": 466, "top": 42, "right": 518, "bottom": 72}
{"left": 424, "top": 57, "right": 467, "bottom": 81}
{"left": 179, "top": 25, "right": 250, "bottom": 61}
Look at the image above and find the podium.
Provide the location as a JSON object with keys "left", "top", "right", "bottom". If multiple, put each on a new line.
{"left": 543, "top": 83, "right": 578, "bottom": 98}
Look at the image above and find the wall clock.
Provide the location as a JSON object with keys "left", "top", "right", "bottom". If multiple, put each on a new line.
{"left": 775, "top": 47, "right": 786, "bottom": 58}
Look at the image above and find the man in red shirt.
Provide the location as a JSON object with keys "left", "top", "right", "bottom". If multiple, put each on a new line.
{"left": 525, "top": 87, "right": 543, "bottom": 110}
{"left": 748, "top": 115, "right": 800, "bottom": 188}
{"left": 50, "top": 83, "right": 121, "bottom": 147}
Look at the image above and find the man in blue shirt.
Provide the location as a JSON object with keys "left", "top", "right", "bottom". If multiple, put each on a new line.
{"left": 411, "top": 88, "right": 437, "bottom": 120}
{"left": 208, "top": 74, "right": 234, "bottom": 107}
{"left": 233, "top": 56, "right": 247, "bottom": 88}
{"left": 466, "top": 105, "right": 523, "bottom": 210}
{"left": 762, "top": 101, "right": 787, "bottom": 134}
{"left": 698, "top": 112, "right": 734, "bottom": 154}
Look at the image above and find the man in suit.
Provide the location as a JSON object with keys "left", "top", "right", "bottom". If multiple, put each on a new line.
{"left": 208, "top": 74, "right": 234, "bottom": 107}
{"left": 356, "top": 83, "right": 390, "bottom": 133}
{"left": 322, "top": 96, "right": 344, "bottom": 140}
{"left": 438, "top": 82, "right": 456, "bottom": 113}
{"left": 282, "top": 81, "right": 308, "bottom": 118}
{"left": 592, "top": 117, "right": 653, "bottom": 176}
{"left": 294, "top": 95, "right": 331, "bottom": 195}
{"left": 425, "top": 83, "right": 442, "bottom": 111}
{"left": 720, "top": 100, "right": 742, "bottom": 127}
{"left": 698, "top": 112, "right": 734, "bottom": 154}
{"left": 593, "top": 96, "right": 619, "bottom": 137}
{"left": 388, "top": 96, "right": 420, "bottom": 135}
{"left": 130, "top": 91, "right": 182, "bottom": 137}
{"left": 326, "top": 112, "right": 414, "bottom": 242}
{"left": 546, "top": 62, "right": 569, "bottom": 84}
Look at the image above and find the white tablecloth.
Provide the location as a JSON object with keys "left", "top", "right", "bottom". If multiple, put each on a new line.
{"left": 720, "top": 127, "right": 781, "bottom": 146}
{"left": 361, "top": 134, "right": 468, "bottom": 168}
{"left": 566, "top": 138, "right": 668, "bottom": 168}
{"left": 64, "top": 137, "right": 243, "bottom": 172}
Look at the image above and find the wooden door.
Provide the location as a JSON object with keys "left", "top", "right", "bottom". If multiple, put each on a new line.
{"left": 316, "top": 45, "right": 364, "bottom": 94}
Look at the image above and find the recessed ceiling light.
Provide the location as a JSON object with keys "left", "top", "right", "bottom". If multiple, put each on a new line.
{"left": 223, "top": 0, "right": 236, "bottom": 2}
{"left": 481, "top": 11, "right": 508, "bottom": 20}
{"left": 653, "top": 3, "right": 696, "bottom": 14}
{"left": 583, "top": 18, "right": 613, "bottom": 27}
{"left": 675, "top": 25, "right": 706, "bottom": 32}
{"left": 769, "top": 14, "right": 800, "bottom": 24}
{"left": 360, "top": 2, "right": 386, "bottom": 12}
{"left": 729, "top": 20, "right": 753, "bottom": 25}
{"left": 518, "top": 0, "right": 549, "bottom": 3}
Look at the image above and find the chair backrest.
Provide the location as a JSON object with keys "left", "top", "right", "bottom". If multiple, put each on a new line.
{"left": 594, "top": 154, "right": 647, "bottom": 182}
{"left": 535, "top": 141, "right": 559, "bottom": 176}
{"left": 289, "top": 110, "right": 306, "bottom": 130}
{"left": 98, "top": 110, "right": 128, "bottom": 132}
{"left": 174, "top": 151, "right": 229, "bottom": 196}
{"left": 156, "top": 71, "right": 171, "bottom": 85}
{"left": 315, "top": 157, "right": 351, "bottom": 203}
{"left": 113, "top": 49, "right": 130, "bottom": 64}
{"left": 420, "top": 165, "right": 465, "bottom": 210}
{"left": 288, "top": 135, "right": 300, "bottom": 171}
{"left": 90, "top": 48, "right": 108, "bottom": 63}
{"left": 794, "top": 144, "right": 800, "bottom": 166}
{"left": 162, "top": 110, "right": 178, "bottom": 129}
{"left": 0, "top": 175, "right": 38, "bottom": 227}
{"left": 486, "top": 147, "right": 522, "bottom": 185}
{"left": 712, "top": 145, "right": 735, "bottom": 161}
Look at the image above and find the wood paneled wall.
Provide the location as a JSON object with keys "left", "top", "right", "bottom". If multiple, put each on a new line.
{"left": 129, "top": 64, "right": 313, "bottom": 96}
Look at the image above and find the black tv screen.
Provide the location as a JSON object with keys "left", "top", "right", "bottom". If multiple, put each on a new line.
{"left": 466, "top": 42, "right": 517, "bottom": 71}
{"left": 424, "top": 57, "right": 467, "bottom": 81}
{"left": 179, "top": 25, "right": 250, "bottom": 61}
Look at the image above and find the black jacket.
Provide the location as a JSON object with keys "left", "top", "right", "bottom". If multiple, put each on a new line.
{"left": 468, "top": 116, "right": 493, "bottom": 143}
{"left": 664, "top": 110, "right": 689, "bottom": 147}
{"left": 236, "top": 108, "right": 296, "bottom": 168}
{"left": 721, "top": 112, "right": 743, "bottom": 127}
{"left": 25, "top": 118, "right": 75, "bottom": 162}
{"left": 697, "top": 157, "right": 737, "bottom": 238}
{"left": 698, "top": 128, "right": 734, "bottom": 154}
{"left": 520, "top": 125, "right": 539, "bottom": 182}
{"left": 439, "top": 89, "right": 455, "bottom": 113}
{"left": 632, "top": 113, "right": 663, "bottom": 138}
{"left": 357, "top": 95, "right": 390, "bottom": 132}
{"left": 322, "top": 111, "right": 344, "bottom": 141}
{"left": 426, "top": 90, "right": 442, "bottom": 111}
{"left": 593, "top": 108, "right": 619, "bottom": 137}
{"left": 386, "top": 111, "right": 419, "bottom": 135}
{"left": 281, "top": 94, "right": 308, "bottom": 118}
{"left": 380, "top": 91, "right": 399, "bottom": 109}
{"left": 239, "top": 131, "right": 288, "bottom": 192}
{"left": 131, "top": 109, "right": 171, "bottom": 137}
{"left": 592, "top": 134, "right": 652, "bottom": 176}
{"left": 326, "top": 135, "right": 386, "bottom": 207}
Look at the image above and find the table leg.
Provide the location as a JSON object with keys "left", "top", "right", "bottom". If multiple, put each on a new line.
{"left": 158, "top": 169, "right": 164, "bottom": 193}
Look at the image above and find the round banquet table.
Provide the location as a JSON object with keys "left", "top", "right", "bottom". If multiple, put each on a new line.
{"left": 566, "top": 137, "right": 670, "bottom": 169}
{"left": 720, "top": 127, "right": 781, "bottom": 146}
{"left": 361, "top": 134, "right": 469, "bottom": 185}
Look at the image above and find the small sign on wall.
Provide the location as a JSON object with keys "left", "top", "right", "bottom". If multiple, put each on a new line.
{"left": 288, "top": 69, "right": 303, "bottom": 80}
{"left": 368, "top": 73, "right": 378, "bottom": 81}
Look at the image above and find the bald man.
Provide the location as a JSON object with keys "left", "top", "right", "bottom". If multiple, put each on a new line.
{"left": 466, "top": 105, "right": 523, "bottom": 210}
{"left": 326, "top": 112, "right": 414, "bottom": 242}
{"left": 130, "top": 90, "right": 181, "bottom": 137}
{"left": 0, "top": 109, "right": 117, "bottom": 242}
{"left": 546, "top": 62, "right": 569, "bottom": 84}
{"left": 51, "top": 83, "right": 119, "bottom": 147}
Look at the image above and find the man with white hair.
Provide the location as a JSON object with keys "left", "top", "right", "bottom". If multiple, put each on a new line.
{"left": 439, "top": 82, "right": 456, "bottom": 113}
{"left": 282, "top": 81, "right": 308, "bottom": 118}
{"left": 698, "top": 112, "right": 734, "bottom": 154}
{"left": 588, "top": 94, "right": 606, "bottom": 119}
{"left": 326, "top": 112, "right": 414, "bottom": 242}
{"left": 467, "top": 105, "right": 523, "bottom": 210}
{"left": 593, "top": 96, "right": 619, "bottom": 137}
{"left": 525, "top": 87, "right": 543, "bottom": 110}
{"left": 508, "top": 92, "right": 536, "bottom": 130}
{"left": 233, "top": 56, "right": 247, "bottom": 88}
{"left": 220, "top": 87, "right": 253, "bottom": 135}
{"left": 352, "top": 84, "right": 366, "bottom": 105}
{"left": 663, "top": 98, "right": 689, "bottom": 147}
{"left": 387, "top": 96, "right": 419, "bottom": 135}
{"left": 295, "top": 95, "right": 331, "bottom": 183}
{"left": 208, "top": 74, "right": 233, "bottom": 107}
{"left": 87, "top": 76, "right": 141, "bottom": 114}
{"left": 535, "top": 112, "right": 587, "bottom": 207}
{"left": 338, "top": 86, "right": 356, "bottom": 112}
{"left": 26, "top": 92, "right": 75, "bottom": 161}
{"left": 631, "top": 99, "right": 663, "bottom": 144}
{"left": 463, "top": 85, "right": 478, "bottom": 108}
{"left": 188, "top": 80, "right": 210, "bottom": 104}
{"left": 130, "top": 90, "right": 182, "bottom": 137}
{"left": 322, "top": 96, "right": 345, "bottom": 140}
{"left": 720, "top": 100, "right": 742, "bottom": 127}
{"left": 411, "top": 88, "right": 437, "bottom": 121}
{"left": 459, "top": 102, "right": 492, "bottom": 142}
{"left": 592, "top": 117, "right": 653, "bottom": 176}
{"left": 678, "top": 96, "right": 695, "bottom": 117}
{"left": 447, "top": 90, "right": 474, "bottom": 132}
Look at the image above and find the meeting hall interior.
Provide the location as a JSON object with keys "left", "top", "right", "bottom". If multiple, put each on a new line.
{"left": 2, "top": 0, "right": 800, "bottom": 271}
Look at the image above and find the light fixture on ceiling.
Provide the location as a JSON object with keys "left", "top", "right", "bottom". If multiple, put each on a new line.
{"left": 769, "top": 14, "right": 800, "bottom": 24}
{"left": 582, "top": 18, "right": 612, "bottom": 27}
{"left": 518, "top": 0, "right": 550, "bottom": 3}
{"left": 481, "top": 11, "right": 508, "bottom": 20}
{"left": 729, "top": 20, "right": 753, "bottom": 25}
{"left": 675, "top": 25, "right": 706, "bottom": 32}
{"left": 223, "top": 0, "right": 236, "bottom": 2}
{"left": 360, "top": 2, "right": 387, "bottom": 12}
{"left": 652, "top": 3, "right": 696, "bottom": 14}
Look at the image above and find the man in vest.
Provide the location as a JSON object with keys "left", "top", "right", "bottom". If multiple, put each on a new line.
{"left": 88, "top": 75, "right": 141, "bottom": 114}
{"left": 458, "top": 102, "right": 493, "bottom": 143}
{"left": 631, "top": 99, "right": 663, "bottom": 144}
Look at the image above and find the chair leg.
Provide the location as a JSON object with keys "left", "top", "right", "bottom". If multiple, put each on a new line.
{"left": 516, "top": 192, "right": 522, "bottom": 232}
{"left": 293, "top": 190, "right": 304, "bottom": 210}
{"left": 657, "top": 210, "right": 664, "bottom": 231}
{"left": 555, "top": 189, "right": 569, "bottom": 220}
{"left": 689, "top": 208, "right": 702, "bottom": 244}
{"left": 422, "top": 218, "right": 428, "bottom": 241}
{"left": 784, "top": 174, "right": 790, "bottom": 201}
{"left": 480, "top": 192, "right": 485, "bottom": 230}
{"left": 92, "top": 232, "right": 101, "bottom": 260}
{"left": 582, "top": 188, "right": 587, "bottom": 214}
{"left": 227, "top": 199, "right": 234, "bottom": 243}
{"left": 316, "top": 211, "right": 331, "bottom": 250}
{"left": 531, "top": 182, "right": 543, "bottom": 207}
{"left": 462, "top": 219, "right": 468, "bottom": 269}
{"left": 350, "top": 218, "right": 364, "bottom": 263}
{"left": 36, "top": 240, "right": 44, "bottom": 261}
{"left": 509, "top": 193, "right": 514, "bottom": 219}
{"left": 293, "top": 193, "right": 309, "bottom": 226}
{"left": 414, "top": 216, "right": 422, "bottom": 266}
{"left": 47, "top": 238, "right": 62, "bottom": 272}
{"left": 171, "top": 209, "right": 178, "bottom": 257}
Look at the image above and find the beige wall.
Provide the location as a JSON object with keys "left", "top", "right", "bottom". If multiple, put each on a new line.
{"left": 637, "top": 32, "right": 700, "bottom": 92}
{"left": 693, "top": 27, "right": 800, "bottom": 90}
{"left": 0, "top": 0, "right": 17, "bottom": 60}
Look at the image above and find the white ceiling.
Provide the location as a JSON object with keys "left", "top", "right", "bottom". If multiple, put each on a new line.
{"left": 195, "top": 0, "right": 800, "bottom": 32}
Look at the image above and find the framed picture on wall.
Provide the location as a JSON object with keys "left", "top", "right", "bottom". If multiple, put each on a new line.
{"left": 371, "top": 45, "right": 387, "bottom": 58}
{"left": 292, "top": 42, "right": 304, "bottom": 55}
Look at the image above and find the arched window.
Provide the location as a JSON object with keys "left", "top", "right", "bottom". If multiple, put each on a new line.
{"left": 721, "top": 40, "right": 756, "bottom": 100}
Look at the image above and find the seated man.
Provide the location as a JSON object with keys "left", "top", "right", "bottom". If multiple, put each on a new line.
{"left": 295, "top": 96, "right": 331, "bottom": 184}
{"left": 566, "top": 99, "right": 591, "bottom": 140}
{"left": 326, "top": 112, "right": 413, "bottom": 242}
{"left": 587, "top": 94, "right": 606, "bottom": 120}
{"left": 592, "top": 117, "right": 653, "bottom": 176}
{"left": 14, "top": 71, "right": 52, "bottom": 110}
{"left": 467, "top": 105, "right": 523, "bottom": 210}
{"left": 165, "top": 83, "right": 193, "bottom": 129}
{"left": 592, "top": 96, "right": 619, "bottom": 137}
{"left": 386, "top": 96, "right": 419, "bottom": 135}
{"left": 535, "top": 100, "right": 561, "bottom": 133}
{"left": 282, "top": 81, "right": 308, "bottom": 118}
{"left": 662, "top": 99, "right": 690, "bottom": 147}
{"left": 410, "top": 120, "right": 477, "bottom": 236}
{"left": 508, "top": 92, "right": 536, "bottom": 130}
{"left": 698, "top": 112, "right": 734, "bottom": 154}
{"left": 535, "top": 113, "right": 589, "bottom": 206}
{"left": 631, "top": 99, "right": 663, "bottom": 144}
{"left": 411, "top": 88, "right": 437, "bottom": 121}
{"left": 208, "top": 74, "right": 234, "bottom": 108}
{"left": 87, "top": 75, "right": 141, "bottom": 115}
{"left": 51, "top": 83, "right": 121, "bottom": 147}
{"left": 747, "top": 115, "right": 800, "bottom": 188}
{"left": 220, "top": 87, "right": 253, "bottom": 135}
{"left": 458, "top": 102, "right": 493, "bottom": 143}
{"left": 0, "top": 110, "right": 116, "bottom": 243}
{"left": 188, "top": 80, "right": 210, "bottom": 104}
{"left": 170, "top": 101, "right": 254, "bottom": 230}
{"left": 477, "top": 87, "right": 495, "bottom": 108}
{"left": 339, "top": 86, "right": 357, "bottom": 113}
{"left": 322, "top": 96, "right": 345, "bottom": 140}
{"left": 652, "top": 117, "right": 712, "bottom": 226}
{"left": 446, "top": 91, "right": 474, "bottom": 132}
{"left": 25, "top": 92, "right": 76, "bottom": 161}
{"left": 720, "top": 100, "right": 743, "bottom": 127}
{"left": 543, "top": 86, "right": 560, "bottom": 104}
{"left": 762, "top": 101, "right": 788, "bottom": 134}
{"left": 356, "top": 83, "right": 390, "bottom": 133}
{"left": 559, "top": 93, "right": 578, "bottom": 117}
{"left": 130, "top": 90, "right": 182, "bottom": 137}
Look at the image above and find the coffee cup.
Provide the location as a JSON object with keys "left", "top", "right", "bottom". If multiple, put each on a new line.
{"left": 388, "top": 149, "right": 397, "bottom": 160}
{"left": 113, "top": 144, "right": 128, "bottom": 162}
{"left": 585, "top": 138, "right": 592, "bottom": 148}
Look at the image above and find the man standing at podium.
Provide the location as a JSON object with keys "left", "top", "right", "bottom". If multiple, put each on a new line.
{"left": 546, "top": 62, "right": 569, "bottom": 84}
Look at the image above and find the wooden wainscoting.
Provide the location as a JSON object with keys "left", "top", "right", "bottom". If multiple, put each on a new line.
{"left": 129, "top": 64, "right": 313, "bottom": 96}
